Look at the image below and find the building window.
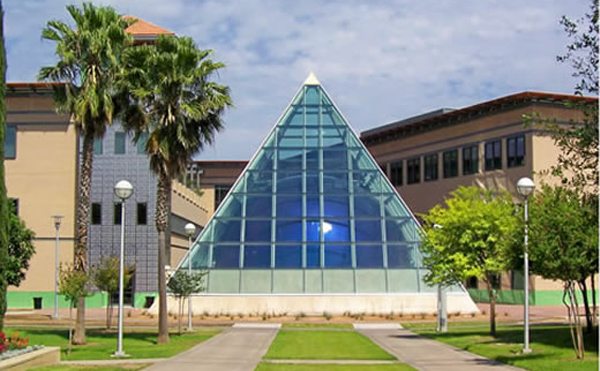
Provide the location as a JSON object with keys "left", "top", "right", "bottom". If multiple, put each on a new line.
{"left": 462, "top": 145, "right": 479, "bottom": 175}
{"left": 91, "top": 203, "right": 102, "bottom": 225}
{"left": 507, "top": 134, "right": 525, "bottom": 167}
{"left": 511, "top": 270, "right": 524, "bottom": 290}
{"left": 114, "top": 132, "right": 126, "bottom": 154}
{"left": 9, "top": 198, "right": 19, "bottom": 215}
{"left": 485, "top": 140, "right": 502, "bottom": 170}
{"left": 137, "top": 202, "right": 147, "bottom": 225}
{"left": 424, "top": 154, "right": 438, "bottom": 182}
{"left": 93, "top": 138, "right": 103, "bottom": 155}
{"left": 5, "top": 125, "right": 16, "bottom": 159}
{"left": 137, "top": 132, "right": 148, "bottom": 154}
{"left": 406, "top": 157, "right": 420, "bottom": 184}
{"left": 390, "top": 161, "right": 403, "bottom": 186}
{"left": 113, "top": 203, "right": 122, "bottom": 225}
{"left": 443, "top": 149, "right": 458, "bottom": 178}
{"left": 214, "top": 185, "right": 231, "bottom": 210}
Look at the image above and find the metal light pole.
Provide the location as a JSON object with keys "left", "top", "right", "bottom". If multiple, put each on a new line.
{"left": 433, "top": 224, "right": 447, "bottom": 332}
{"left": 113, "top": 180, "right": 133, "bottom": 358}
{"left": 52, "top": 215, "right": 63, "bottom": 320}
{"left": 517, "top": 177, "right": 535, "bottom": 354}
{"left": 184, "top": 223, "right": 196, "bottom": 331}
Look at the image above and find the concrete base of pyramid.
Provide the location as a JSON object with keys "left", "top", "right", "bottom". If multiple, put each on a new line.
{"left": 149, "top": 292, "right": 479, "bottom": 316}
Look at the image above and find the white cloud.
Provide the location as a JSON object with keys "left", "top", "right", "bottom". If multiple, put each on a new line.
{"left": 5, "top": 0, "right": 590, "bottom": 159}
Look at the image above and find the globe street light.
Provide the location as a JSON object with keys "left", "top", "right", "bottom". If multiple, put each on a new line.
{"left": 113, "top": 180, "right": 133, "bottom": 358}
{"left": 51, "top": 215, "right": 63, "bottom": 320}
{"left": 517, "top": 177, "right": 535, "bottom": 354}
{"left": 184, "top": 223, "right": 196, "bottom": 331}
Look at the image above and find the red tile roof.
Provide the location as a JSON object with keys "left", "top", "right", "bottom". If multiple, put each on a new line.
{"left": 123, "top": 15, "right": 174, "bottom": 38}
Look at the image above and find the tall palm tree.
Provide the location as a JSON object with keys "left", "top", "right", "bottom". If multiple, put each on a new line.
{"left": 0, "top": 0, "right": 8, "bottom": 332}
{"left": 39, "top": 3, "right": 132, "bottom": 344}
{"left": 121, "top": 35, "right": 231, "bottom": 343}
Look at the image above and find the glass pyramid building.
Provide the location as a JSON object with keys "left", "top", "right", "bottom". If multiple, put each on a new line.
{"left": 179, "top": 74, "right": 434, "bottom": 295}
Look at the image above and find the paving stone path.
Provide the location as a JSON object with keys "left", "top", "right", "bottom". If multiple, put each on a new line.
{"left": 358, "top": 327, "right": 522, "bottom": 371}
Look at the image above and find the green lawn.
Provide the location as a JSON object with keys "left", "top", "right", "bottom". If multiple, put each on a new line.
{"left": 264, "top": 330, "right": 395, "bottom": 360}
{"left": 4, "top": 327, "right": 219, "bottom": 361}
{"left": 33, "top": 365, "right": 148, "bottom": 371}
{"left": 404, "top": 322, "right": 598, "bottom": 371}
{"left": 257, "top": 364, "right": 414, "bottom": 371}
{"left": 282, "top": 323, "right": 354, "bottom": 329}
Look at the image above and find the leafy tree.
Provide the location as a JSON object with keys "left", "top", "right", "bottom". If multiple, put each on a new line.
{"left": 5, "top": 203, "right": 35, "bottom": 287}
{"left": 0, "top": 0, "right": 7, "bottom": 332}
{"left": 58, "top": 263, "right": 91, "bottom": 354}
{"left": 167, "top": 270, "right": 206, "bottom": 334}
{"left": 91, "top": 257, "right": 134, "bottom": 329}
{"left": 38, "top": 3, "right": 133, "bottom": 344}
{"left": 420, "top": 186, "right": 519, "bottom": 337}
{"left": 512, "top": 185, "right": 597, "bottom": 357}
{"left": 121, "top": 35, "right": 232, "bottom": 343}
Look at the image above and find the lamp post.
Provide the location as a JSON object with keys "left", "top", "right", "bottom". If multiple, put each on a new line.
{"left": 184, "top": 223, "right": 196, "bottom": 331}
{"left": 51, "top": 215, "right": 63, "bottom": 320}
{"left": 433, "top": 224, "right": 447, "bottom": 333}
{"left": 113, "top": 180, "right": 133, "bottom": 358}
{"left": 517, "top": 177, "right": 535, "bottom": 354}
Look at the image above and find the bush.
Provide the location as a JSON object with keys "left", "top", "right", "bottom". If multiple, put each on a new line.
{"left": 0, "top": 331, "right": 29, "bottom": 353}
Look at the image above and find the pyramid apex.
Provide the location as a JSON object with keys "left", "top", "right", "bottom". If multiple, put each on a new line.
{"left": 304, "top": 72, "right": 320, "bottom": 85}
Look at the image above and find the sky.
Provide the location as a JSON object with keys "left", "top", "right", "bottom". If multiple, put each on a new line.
{"left": 4, "top": 0, "right": 591, "bottom": 160}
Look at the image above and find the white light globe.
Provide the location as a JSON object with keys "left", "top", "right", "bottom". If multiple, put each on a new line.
{"left": 114, "top": 180, "right": 134, "bottom": 200}
{"left": 516, "top": 177, "right": 535, "bottom": 197}
{"left": 184, "top": 223, "right": 196, "bottom": 237}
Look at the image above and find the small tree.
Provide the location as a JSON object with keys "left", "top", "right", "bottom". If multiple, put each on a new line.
{"left": 420, "top": 186, "right": 519, "bottom": 337}
{"left": 91, "top": 257, "right": 134, "bottom": 329}
{"left": 58, "top": 263, "right": 90, "bottom": 353}
{"left": 167, "top": 270, "right": 206, "bottom": 335}
{"left": 5, "top": 203, "right": 35, "bottom": 287}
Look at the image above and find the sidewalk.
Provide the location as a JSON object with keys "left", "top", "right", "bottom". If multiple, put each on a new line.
{"left": 145, "top": 325, "right": 278, "bottom": 371}
{"left": 359, "top": 328, "right": 522, "bottom": 371}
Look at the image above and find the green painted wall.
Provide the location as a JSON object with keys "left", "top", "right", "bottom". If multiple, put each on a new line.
{"left": 8, "top": 291, "right": 157, "bottom": 309}
{"left": 468, "top": 288, "right": 598, "bottom": 306}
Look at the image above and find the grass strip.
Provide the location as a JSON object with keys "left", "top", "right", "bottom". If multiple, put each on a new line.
{"left": 264, "top": 330, "right": 395, "bottom": 360}
{"left": 257, "top": 363, "right": 414, "bottom": 371}
{"left": 404, "top": 322, "right": 598, "bottom": 371}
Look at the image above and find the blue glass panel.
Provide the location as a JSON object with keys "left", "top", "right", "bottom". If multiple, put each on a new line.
{"left": 305, "top": 86, "right": 320, "bottom": 105}
{"left": 213, "top": 219, "right": 241, "bottom": 242}
{"left": 278, "top": 149, "right": 303, "bottom": 170}
{"left": 216, "top": 195, "right": 243, "bottom": 218}
{"left": 213, "top": 245, "right": 240, "bottom": 268}
{"left": 323, "top": 219, "right": 350, "bottom": 242}
{"left": 306, "top": 244, "right": 320, "bottom": 268}
{"left": 244, "top": 245, "right": 271, "bottom": 268}
{"left": 276, "top": 219, "right": 302, "bottom": 242}
{"left": 246, "top": 195, "right": 272, "bottom": 217}
{"left": 306, "top": 137, "right": 319, "bottom": 149}
{"left": 277, "top": 171, "right": 302, "bottom": 193}
{"left": 306, "top": 127, "right": 319, "bottom": 136}
{"left": 355, "top": 219, "right": 382, "bottom": 242}
{"left": 306, "top": 106, "right": 319, "bottom": 125}
{"left": 356, "top": 245, "right": 384, "bottom": 268}
{"left": 323, "top": 149, "right": 347, "bottom": 169}
{"left": 306, "top": 172, "right": 320, "bottom": 193}
{"left": 322, "top": 126, "right": 345, "bottom": 137}
{"left": 323, "top": 136, "right": 344, "bottom": 147}
{"left": 324, "top": 244, "right": 351, "bottom": 268}
{"left": 323, "top": 172, "right": 349, "bottom": 193}
{"left": 306, "top": 148, "right": 320, "bottom": 170}
{"left": 386, "top": 218, "right": 418, "bottom": 242}
{"left": 354, "top": 195, "right": 381, "bottom": 217}
{"left": 263, "top": 132, "right": 276, "bottom": 148}
{"left": 321, "top": 108, "right": 335, "bottom": 126}
{"left": 275, "top": 245, "right": 302, "bottom": 268}
{"left": 245, "top": 220, "right": 271, "bottom": 242}
{"left": 324, "top": 195, "right": 349, "bottom": 217}
{"left": 387, "top": 244, "right": 415, "bottom": 268}
{"left": 276, "top": 195, "right": 302, "bottom": 217}
{"left": 246, "top": 171, "right": 273, "bottom": 193}
{"left": 306, "top": 196, "right": 320, "bottom": 217}
{"left": 250, "top": 149, "right": 275, "bottom": 171}
{"left": 382, "top": 194, "right": 411, "bottom": 218}
{"left": 188, "top": 243, "right": 210, "bottom": 269}
{"left": 353, "top": 171, "right": 381, "bottom": 193}
{"left": 279, "top": 127, "right": 303, "bottom": 137}
{"left": 279, "top": 136, "right": 304, "bottom": 147}
{"left": 306, "top": 219, "right": 321, "bottom": 242}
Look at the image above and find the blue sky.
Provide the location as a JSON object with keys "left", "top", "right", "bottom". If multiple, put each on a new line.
{"left": 5, "top": 0, "right": 589, "bottom": 160}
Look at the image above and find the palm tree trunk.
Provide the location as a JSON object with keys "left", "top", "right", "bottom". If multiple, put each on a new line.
{"left": 0, "top": 0, "right": 7, "bottom": 332}
{"left": 156, "top": 171, "right": 171, "bottom": 344}
{"left": 73, "top": 132, "right": 94, "bottom": 345}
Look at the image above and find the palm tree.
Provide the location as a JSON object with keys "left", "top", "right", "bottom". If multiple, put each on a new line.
{"left": 121, "top": 35, "right": 231, "bottom": 343}
{"left": 38, "top": 3, "right": 132, "bottom": 344}
{"left": 0, "top": 0, "right": 8, "bottom": 332}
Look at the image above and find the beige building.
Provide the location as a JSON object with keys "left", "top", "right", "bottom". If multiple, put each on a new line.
{"left": 360, "top": 91, "right": 596, "bottom": 305}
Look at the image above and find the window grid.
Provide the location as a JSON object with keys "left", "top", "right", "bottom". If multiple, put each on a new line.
{"left": 443, "top": 149, "right": 458, "bottom": 178}
{"left": 390, "top": 161, "right": 403, "bottom": 186}
{"left": 462, "top": 145, "right": 479, "bottom": 175}
{"left": 507, "top": 134, "right": 525, "bottom": 168}
{"left": 424, "top": 154, "right": 438, "bottom": 182}
{"left": 406, "top": 157, "right": 420, "bottom": 184}
{"left": 485, "top": 139, "right": 502, "bottom": 170}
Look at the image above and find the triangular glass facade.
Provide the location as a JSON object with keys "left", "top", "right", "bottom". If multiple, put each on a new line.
{"left": 180, "top": 76, "right": 430, "bottom": 294}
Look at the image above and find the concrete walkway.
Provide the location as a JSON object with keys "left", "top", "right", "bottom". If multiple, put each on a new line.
{"left": 359, "top": 328, "right": 522, "bottom": 371}
{"left": 145, "top": 325, "right": 278, "bottom": 371}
